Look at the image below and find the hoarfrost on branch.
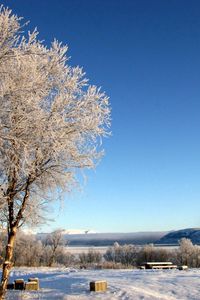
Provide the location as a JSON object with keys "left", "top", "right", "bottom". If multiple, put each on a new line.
{"left": 0, "top": 5, "right": 111, "bottom": 229}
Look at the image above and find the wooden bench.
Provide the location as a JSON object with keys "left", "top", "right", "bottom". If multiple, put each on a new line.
{"left": 25, "top": 281, "right": 39, "bottom": 291}
{"left": 24, "top": 277, "right": 40, "bottom": 290}
{"left": 90, "top": 280, "right": 107, "bottom": 292}
{"left": 178, "top": 265, "right": 188, "bottom": 270}
{"left": 9, "top": 277, "right": 40, "bottom": 291}
{"left": 14, "top": 279, "right": 25, "bottom": 290}
{"left": 142, "top": 262, "right": 177, "bottom": 269}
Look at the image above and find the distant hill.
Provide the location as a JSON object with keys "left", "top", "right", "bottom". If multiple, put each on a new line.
{"left": 37, "top": 231, "right": 167, "bottom": 246}
{"left": 155, "top": 228, "right": 200, "bottom": 245}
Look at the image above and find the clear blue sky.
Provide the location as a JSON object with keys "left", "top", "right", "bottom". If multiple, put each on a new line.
{"left": 2, "top": 0, "right": 200, "bottom": 232}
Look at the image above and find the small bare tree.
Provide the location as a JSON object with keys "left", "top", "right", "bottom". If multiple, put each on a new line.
{"left": 79, "top": 248, "right": 102, "bottom": 266}
{"left": 0, "top": 5, "right": 110, "bottom": 298}
{"left": 44, "top": 230, "right": 65, "bottom": 267}
{"left": 13, "top": 231, "right": 43, "bottom": 267}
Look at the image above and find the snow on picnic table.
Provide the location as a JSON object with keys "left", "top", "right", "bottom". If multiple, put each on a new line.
{"left": 4, "top": 267, "right": 200, "bottom": 300}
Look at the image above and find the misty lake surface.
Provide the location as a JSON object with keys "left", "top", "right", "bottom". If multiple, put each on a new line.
{"left": 66, "top": 245, "right": 178, "bottom": 255}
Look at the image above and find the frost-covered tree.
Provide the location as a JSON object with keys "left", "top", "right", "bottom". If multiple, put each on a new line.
{"left": 179, "top": 238, "right": 193, "bottom": 264}
{"left": 0, "top": 6, "right": 110, "bottom": 298}
{"left": 13, "top": 231, "right": 43, "bottom": 267}
{"left": 174, "top": 238, "right": 200, "bottom": 268}
{"left": 79, "top": 248, "right": 102, "bottom": 266}
{"left": 43, "top": 229, "right": 65, "bottom": 267}
{"left": 104, "top": 243, "right": 138, "bottom": 267}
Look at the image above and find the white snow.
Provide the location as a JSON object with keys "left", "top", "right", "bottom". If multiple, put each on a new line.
{"left": 5, "top": 267, "right": 200, "bottom": 300}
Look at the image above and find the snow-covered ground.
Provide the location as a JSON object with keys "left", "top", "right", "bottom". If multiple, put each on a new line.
{"left": 5, "top": 267, "right": 200, "bottom": 300}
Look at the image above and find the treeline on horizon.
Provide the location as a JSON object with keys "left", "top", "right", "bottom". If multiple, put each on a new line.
{"left": 0, "top": 230, "right": 200, "bottom": 269}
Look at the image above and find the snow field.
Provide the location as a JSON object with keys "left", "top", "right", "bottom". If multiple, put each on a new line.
{"left": 4, "top": 267, "right": 200, "bottom": 300}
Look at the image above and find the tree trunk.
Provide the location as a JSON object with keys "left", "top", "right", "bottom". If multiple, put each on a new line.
{"left": 48, "top": 249, "right": 56, "bottom": 267}
{"left": 0, "top": 227, "right": 17, "bottom": 300}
